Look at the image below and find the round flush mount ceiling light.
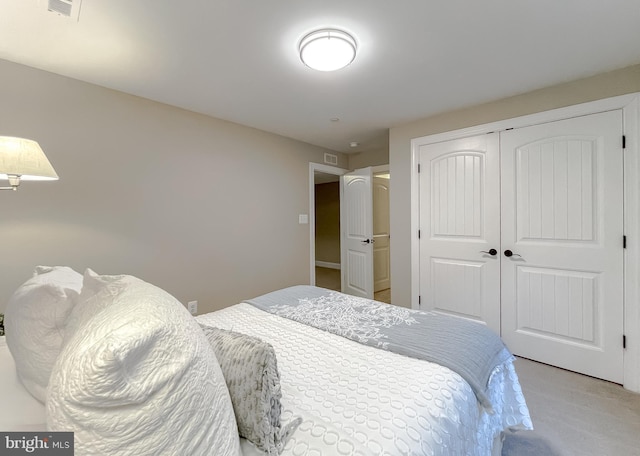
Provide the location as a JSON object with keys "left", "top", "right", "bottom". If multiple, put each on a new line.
{"left": 299, "top": 28, "right": 357, "bottom": 72}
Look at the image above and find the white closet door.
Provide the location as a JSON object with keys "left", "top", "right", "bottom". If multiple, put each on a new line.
{"left": 418, "top": 133, "right": 501, "bottom": 333}
{"left": 501, "top": 110, "right": 624, "bottom": 383}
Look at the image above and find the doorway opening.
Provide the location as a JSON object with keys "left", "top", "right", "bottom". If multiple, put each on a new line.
{"left": 309, "top": 163, "right": 392, "bottom": 304}
{"left": 314, "top": 171, "right": 342, "bottom": 291}
{"left": 309, "top": 163, "right": 346, "bottom": 291}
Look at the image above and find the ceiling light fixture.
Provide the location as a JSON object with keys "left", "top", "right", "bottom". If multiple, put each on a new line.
{"left": 299, "top": 29, "right": 357, "bottom": 72}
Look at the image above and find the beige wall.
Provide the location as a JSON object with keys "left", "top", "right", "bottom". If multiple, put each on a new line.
{"left": 314, "top": 182, "right": 340, "bottom": 264}
{"left": 389, "top": 64, "right": 640, "bottom": 308}
{"left": 348, "top": 146, "right": 389, "bottom": 170}
{"left": 0, "top": 59, "right": 348, "bottom": 314}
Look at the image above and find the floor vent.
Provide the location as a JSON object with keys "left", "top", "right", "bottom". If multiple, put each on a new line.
{"left": 324, "top": 153, "right": 338, "bottom": 166}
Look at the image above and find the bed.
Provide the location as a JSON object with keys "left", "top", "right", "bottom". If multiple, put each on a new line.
{"left": 0, "top": 267, "right": 532, "bottom": 455}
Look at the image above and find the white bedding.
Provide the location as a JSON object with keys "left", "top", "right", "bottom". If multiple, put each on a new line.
{"left": 0, "top": 303, "right": 532, "bottom": 455}
{"left": 0, "top": 336, "right": 46, "bottom": 431}
{"left": 198, "top": 303, "right": 532, "bottom": 456}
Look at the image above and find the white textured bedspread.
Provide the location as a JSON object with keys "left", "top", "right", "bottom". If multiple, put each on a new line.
{"left": 197, "top": 303, "right": 532, "bottom": 456}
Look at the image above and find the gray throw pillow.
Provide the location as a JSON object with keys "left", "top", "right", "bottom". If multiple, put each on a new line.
{"left": 200, "top": 324, "right": 301, "bottom": 455}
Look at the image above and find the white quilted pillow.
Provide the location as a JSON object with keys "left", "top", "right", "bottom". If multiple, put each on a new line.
{"left": 47, "top": 270, "right": 242, "bottom": 456}
{"left": 5, "top": 265, "right": 83, "bottom": 402}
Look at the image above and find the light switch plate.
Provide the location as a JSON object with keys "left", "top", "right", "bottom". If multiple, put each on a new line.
{"left": 299, "top": 214, "right": 309, "bottom": 224}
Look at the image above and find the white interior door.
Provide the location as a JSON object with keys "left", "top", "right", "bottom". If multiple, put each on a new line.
{"left": 418, "top": 133, "right": 501, "bottom": 333}
{"left": 373, "top": 175, "right": 391, "bottom": 292}
{"left": 501, "top": 110, "right": 624, "bottom": 383}
{"left": 341, "top": 167, "right": 374, "bottom": 298}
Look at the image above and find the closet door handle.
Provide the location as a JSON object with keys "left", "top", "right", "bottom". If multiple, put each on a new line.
{"left": 504, "top": 249, "right": 522, "bottom": 258}
{"left": 480, "top": 249, "right": 498, "bottom": 256}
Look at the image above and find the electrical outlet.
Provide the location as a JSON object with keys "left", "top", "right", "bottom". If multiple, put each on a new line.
{"left": 187, "top": 300, "right": 198, "bottom": 315}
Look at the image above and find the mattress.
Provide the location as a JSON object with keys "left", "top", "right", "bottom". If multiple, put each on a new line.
{"left": 198, "top": 303, "right": 532, "bottom": 456}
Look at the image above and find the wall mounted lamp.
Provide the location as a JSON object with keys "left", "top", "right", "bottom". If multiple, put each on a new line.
{"left": 0, "top": 136, "right": 59, "bottom": 191}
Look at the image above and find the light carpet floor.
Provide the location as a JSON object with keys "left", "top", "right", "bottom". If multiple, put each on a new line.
{"left": 503, "top": 357, "right": 640, "bottom": 456}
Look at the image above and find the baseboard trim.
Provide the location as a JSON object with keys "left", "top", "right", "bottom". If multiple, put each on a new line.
{"left": 315, "top": 261, "right": 341, "bottom": 270}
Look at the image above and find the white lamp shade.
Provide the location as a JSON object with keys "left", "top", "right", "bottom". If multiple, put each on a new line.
{"left": 0, "top": 136, "right": 58, "bottom": 181}
{"left": 299, "top": 29, "right": 357, "bottom": 72}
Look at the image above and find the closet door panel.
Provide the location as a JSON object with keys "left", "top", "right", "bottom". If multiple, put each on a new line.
{"left": 516, "top": 137, "right": 597, "bottom": 243}
{"left": 418, "top": 134, "right": 501, "bottom": 333}
{"left": 501, "top": 110, "right": 624, "bottom": 383}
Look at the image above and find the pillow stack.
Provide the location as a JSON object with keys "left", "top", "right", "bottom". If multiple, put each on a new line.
{"left": 5, "top": 265, "right": 83, "bottom": 402}
{"left": 47, "top": 269, "right": 242, "bottom": 456}
{"left": 7, "top": 266, "right": 242, "bottom": 456}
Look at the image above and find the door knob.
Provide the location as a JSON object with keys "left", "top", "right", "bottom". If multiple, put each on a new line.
{"left": 361, "top": 239, "right": 374, "bottom": 244}
{"left": 504, "top": 249, "right": 522, "bottom": 258}
{"left": 480, "top": 249, "right": 498, "bottom": 256}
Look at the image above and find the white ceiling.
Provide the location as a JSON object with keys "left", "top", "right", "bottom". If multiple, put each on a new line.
{"left": 1, "top": 0, "right": 639, "bottom": 153}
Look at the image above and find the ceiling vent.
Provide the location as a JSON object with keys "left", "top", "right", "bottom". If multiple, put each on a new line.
{"left": 48, "top": 0, "right": 72, "bottom": 16}
{"left": 324, "top": 153, "right": 338, "bottom": 166}
{"left": 47, "top": 0, "right": 82, "bottom": 20}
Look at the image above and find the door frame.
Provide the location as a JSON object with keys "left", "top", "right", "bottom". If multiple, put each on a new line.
{"left": 309, "top": 163, "right": 348, "bottom": 287}
{"left": 410, "top": 92, "right": 640, "bottom": 392}
{"left": 309, "top": 163, "right": 392, "bottom": 293}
